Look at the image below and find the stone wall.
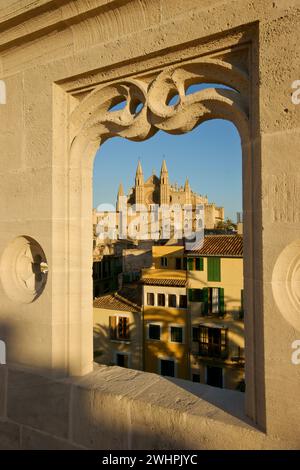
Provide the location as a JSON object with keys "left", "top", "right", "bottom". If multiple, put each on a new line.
{"left": 0, "top": 364, "right": 297, "bottom": 450}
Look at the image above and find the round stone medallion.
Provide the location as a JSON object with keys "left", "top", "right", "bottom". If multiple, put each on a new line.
{"left": 0, "top": 236, "right": 48, "bottom": 304}
{"left": 272, "top": 240, "right": 300, "bottom": 331}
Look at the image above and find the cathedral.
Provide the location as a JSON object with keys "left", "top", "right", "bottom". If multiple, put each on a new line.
{"left": 93, "top": 160, "right": 224, "bottom": 242}
{"left": 116, "top": 160, "right": 224, "bottom": 230}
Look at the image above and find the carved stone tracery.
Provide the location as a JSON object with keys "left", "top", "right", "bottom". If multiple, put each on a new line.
{"left": 70, "top": 57, "right": 250, "bottom": 151}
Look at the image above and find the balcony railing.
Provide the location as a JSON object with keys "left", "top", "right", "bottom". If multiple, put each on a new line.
{"left": 198, "top": 342, "right": 228, "bottom": 359}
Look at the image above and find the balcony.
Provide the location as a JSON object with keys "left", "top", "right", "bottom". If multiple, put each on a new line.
{"left": 198, "top": 342, "right": 229, "bottom": 360}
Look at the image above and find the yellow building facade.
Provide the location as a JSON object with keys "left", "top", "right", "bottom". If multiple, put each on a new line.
{"left": 141, "top": 236, "right": 244, "bottom": 390}
{"left": 93, "top": 289, "right": 143, "bottom": 370}
{"left": 142, "top": 245, "right": 190, "bottom": 379}
{"left": 187, "top": 235, "right": 244, "bottom": 389}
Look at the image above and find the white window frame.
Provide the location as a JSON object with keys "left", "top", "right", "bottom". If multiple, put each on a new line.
{"left": 110, "top": 314, "right": 130, "bottom": 343}
{"left": 147, "top": 322, "right": 163, "bottom": 341}
{"left": 157, "top": 292, "right": 166, "bottom": 307}
{"left": 168, "top": 293, "right": 177, "bottom": 308}
{"left": 168, "top": 324, "right": 185, "bottom": 344}
{"left": 146, "top": 292, "right": 155, "bottom": 306}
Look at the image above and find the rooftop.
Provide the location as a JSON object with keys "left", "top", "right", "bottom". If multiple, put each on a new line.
{"left": 187, "top": 235, "right": 243, "bottom": 257}
{"left": 93, "top": 288, "right": 142, "bottom": 312}
{"left": 141, "top": 278, "right": 187, "bottom": 287}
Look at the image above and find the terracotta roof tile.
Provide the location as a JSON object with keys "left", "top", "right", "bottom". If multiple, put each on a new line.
{"left": 187, "top": 235, "right": 243, "bottom": 257}
{"left": 93, "top": 292, "right": 141, "bottom": 312}
{"left": 142, "top": 278, "right": 187, "bottom": 287}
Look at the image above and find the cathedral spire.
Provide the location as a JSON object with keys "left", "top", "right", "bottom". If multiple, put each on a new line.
{"left": 118, "top": 182, "right": 124, "bottom": 196}
{"left": 184, "top": 177, "right": 190, "bottom": 191}
{"left": 116, "top": 182, "right": 124, "bottom": 211}
{"left": 135, "top": 160, "right": 144, "bottom": 205}
{"left": 160, "top": 159, "right": 170, "bottom": 205}
{"left": 184, "top": 177, "right": 191, "bottom": 204}
{"left": 160, "top": 159, "right": 168, "bottom": 176}
{"left": 136, "top": 160, "right": 143, "bottom": 177}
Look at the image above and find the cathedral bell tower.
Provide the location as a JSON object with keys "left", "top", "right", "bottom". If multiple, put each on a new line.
{"left": 116, "top": 182, "right": 124, "bottom": 212}
{"left": 184, "top": 177, "right": 192, "bottom": 205}
{"left": 135, "top": 161, "right": 144, "bottom": 206}
{"left": 160, "top": 159, "right": 170, "bottom": 205}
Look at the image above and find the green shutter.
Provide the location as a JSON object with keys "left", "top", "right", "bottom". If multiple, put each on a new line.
{"left": 203, "top": 288, "right": 209, "bottom": 314}
{"left": 195, "top": 257, "right": 204, "bottom": 271}
{"left": 207, "top": 258, "right": 213, "bottom": 281}
{"left": 187, "top": 258, "right": 194, "bottom": 271}
{"left": 219, "top": 287, "right": 225, "bottom": 314}
{"left": 207, "top": 257, "right": 221, "bottom": 282}
{"left": 215, "top": 258, "right": 221, "bottom": 281}
{"left": 188, "top": 289, "right": 194, "bottom": 302}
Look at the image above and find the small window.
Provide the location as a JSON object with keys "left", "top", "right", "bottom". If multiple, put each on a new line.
{"left": 179, "top": 295, "right": 187, "bottom": 308}
{"left": 170, "top": 326, "right": 183, "bottom": 343}
{"left": 147, "top": 292, "right": 155, "bottom": 306}
{"left": 160, "top": 257, "right": 168, "bottom": 268}
{"left": 148, "top": 324, "right": 161, "bottom": 340}
{"left": 109, "top": 316, "right": 130, "bottom": 341}
{"left": 160, "top": 359, "right": 175, "bottom": 377}
{"left": 188, "top": 288, "right": 203, "bottom": 302}
{"left": 195, "top": 257, "right": 204, "bottom": 271}
{"left": 168, "top": 294, "right": 177, "bottom": 308}
{"left": 116, "top": 353, "right": 129, "bottom": 368}
{"left": 202, "top": 287, "right": 225, "bottom": 315}
{"left": 199, "top": 326, "right": 228, "bottom": 358}
{"left": 175, "top": 258, "right": 182, "bottom": 270}
{"left": 118, "top": 316, "right": 129, "bottom": 340}
{"left": 157, "top": 293, "right": 165, "bottom": 306}
{"left": 192, "top": 374, "right": 200, "bottom": 383}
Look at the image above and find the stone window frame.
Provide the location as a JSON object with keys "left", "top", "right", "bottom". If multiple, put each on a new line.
{"left": 168, "top": 324, "right": 185, "bottom": 344}
{"left": 53, "top": 23, "right": 263, "bottom": 429}
{"left": 147, "top": 322, "right": 163, "bottom": 341}
{"left": 146, "top": 292, "right": 155, "bottom": 306}
{"left": 109, "top": 315, "right": 131, "bottom": 342}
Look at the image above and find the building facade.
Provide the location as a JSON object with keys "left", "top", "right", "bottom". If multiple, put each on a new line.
{"left": 93, "top": 255, "right": 122, "bottom": 298}
{"left": 142, "top": 245, "right": 189, "bottom": 379}
{"left": 186, "top": 235, "right": 244, "bottom": 390}
{"left": 93, "top": 288, "right": 143, "bottom": 371}
{"left": 140, "top": 236, "right": 244, "bottom": 390}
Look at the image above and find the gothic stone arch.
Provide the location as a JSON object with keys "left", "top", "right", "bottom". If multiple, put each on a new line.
{"left": 67, "top": 53, "right": 261, "bottom": 422}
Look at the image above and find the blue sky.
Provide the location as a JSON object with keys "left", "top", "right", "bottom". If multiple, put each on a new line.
{"left": 93, "top": 119, "right": 242, "bottom": 222}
